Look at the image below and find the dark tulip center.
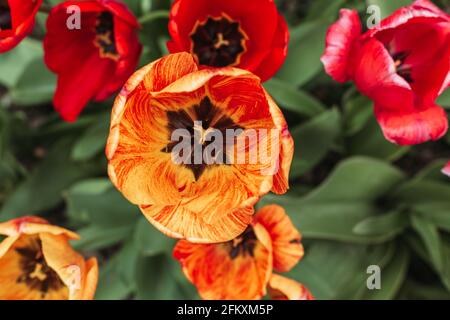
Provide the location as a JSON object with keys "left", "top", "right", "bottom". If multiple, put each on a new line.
{"left": 228, "top": 227, "right": 258, "bottom": 259}
{"left": 190, "top": 16, "right": 247, "bottom": 67}
{"left": 0, "top": 0, "right": 12, "bottom": 31}
{"left": 94, "top": 11, "right": 119, "bottom": 60}
{"left": 389, "top": 49, "right": 413, "bottom": 83}
{"left": 16, "top": 238, "right": 65, "bottom": 298}
{"left": 162, "top": 96, "right": 243, "bottom": 181}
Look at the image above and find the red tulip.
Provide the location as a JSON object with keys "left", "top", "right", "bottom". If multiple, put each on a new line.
{"left": 167, "top": 0, "right": 289, "bottom": 82}
{"left": 321, "top": 0, "right": 450, "bottom": 145}
{"left": 0, "top": 0, "right": 43, "bottom": 53}
{"left": 443, "top": 161, "right": 450, "bottom": 177}
{"left": 44, "top": 0, "right": 142, "bottom": 122}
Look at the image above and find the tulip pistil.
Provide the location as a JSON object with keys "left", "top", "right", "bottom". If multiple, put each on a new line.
{"left": 190, "top": 15, "right": 247, "bottom": 67}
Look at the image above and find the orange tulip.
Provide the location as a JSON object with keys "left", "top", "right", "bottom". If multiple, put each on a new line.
{"left": 0, "top": 216, "right": 98, "bottom": 300}
{"left": 173, "top": 204, "right": 304, "bottom": 299}
{"left": 106, "top": 52, "right": 294, "bottom": 243}
{"left": 268, "top": 274, "right": 314, "bottom": 300}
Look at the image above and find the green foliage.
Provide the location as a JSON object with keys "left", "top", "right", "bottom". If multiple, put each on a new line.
{"left": 0, "top": 0, "right": 449, "bottom": 300}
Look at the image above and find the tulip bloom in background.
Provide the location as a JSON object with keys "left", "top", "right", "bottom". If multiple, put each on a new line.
{"left": 44, "top": 0, "right": 142, "bottom": 122}
{"left": 173, "top": 205, "right": 307, "bottom": 300}
{"left": 321, "top": 0, "right": 450, "bottom": 145}
{"left": 167, "top": 0, "right": 289, "bottom": 81}
{"left": 0, "top": 0, "right": 42, "bottom": 53}
{"left": 0, "top": 216, "right": 98, "bottom": 300}
{"left": 442, "top": 161, "right": 450, "bottom": 177}
{"left": 106, "top": 52, "right": 293, "bottom": 243}
{"left": 268, "top": 274, "right": 313, "bottom": 300}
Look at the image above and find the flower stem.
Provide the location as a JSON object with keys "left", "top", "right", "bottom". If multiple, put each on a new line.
{"left": 38, "top": 3, "right": 52, "bottom": 14}
{"left": 138, "top": 10, "right": 170, "bottom": 25}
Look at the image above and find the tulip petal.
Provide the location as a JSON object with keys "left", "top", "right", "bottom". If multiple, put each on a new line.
{"left": 321, "top": 9, "right": 362, "bottom": 82}
{"left": 442, "top": 161, "right": 450, "bottom": 178}
{"left": 254, "top": 205, "right": 303, "bottom": 272}
{"left": 268, "top": 274, "right": 314, "bottom": 300}
{"left": 251, "top": 14, "right": 289, "bottom": 82}
{"left": 0, "top": 235, "right": 70, "bottom": 300}
{"left": 40, "top": 233, "right": 96, "bottom": 300}
{"left": 375, "top": 103, "right": 448, "bottom": 145}
{"left": 141, "top": 203, "right": 255, "bottom": 243}
{"left": 173, "top": 223, "right": 272, "bottom": 300}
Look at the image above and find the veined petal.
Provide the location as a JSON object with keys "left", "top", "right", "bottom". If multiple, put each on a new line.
{"left": 0, "top": 216, "right": 79, "bottom": 240}
{"left": 254, "top": 205, "right": 303, "bottom": 272}
{"left": 268, "top": 274, "right": 314, "bottom": 300}
{"left": 40, "top": 233, "right": 98, "bottom": 300}
{"left": 173, "top": 224, "right": 272, "bottom": 300}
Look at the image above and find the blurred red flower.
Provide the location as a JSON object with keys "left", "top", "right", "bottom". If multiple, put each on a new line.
{"left": 44, "top": 0, "right": 142, "bottom": 122}
{"left": 166, "top": 0, "right": 288, "bottom": 82}
{"left": 442, "top": 161, "right": 450, "bottom": 177}
{"left": 0, "top": 0, "right": 43, "bottom": 53}
{"left": 321, "top": 0, "right": 450, "bottom": 145}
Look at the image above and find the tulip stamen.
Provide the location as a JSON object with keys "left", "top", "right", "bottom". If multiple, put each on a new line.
{"left": 190, "top": 15, "right": 247, "bottom": 67}
{"left": 0, "top": 0, "right": 12, "bottom": 31}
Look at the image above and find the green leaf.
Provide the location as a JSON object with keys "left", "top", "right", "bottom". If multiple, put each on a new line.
{"left": 412, "top": 159, "right": 449, "bottom": 182}
{"left": 95, "top": 239, "right": 140, "bottom": 300}
{"left": 415, "top": 205, "right": 450, "bottom": 233}
{"left": 277, "top": 20, "right": 329, "bottom": 87}
{"left": 301, "top": 157, "right": 405, "bottom": 203}
{"left": 288, "top": 241, "right": 396, "bottom": 299}
{"left": 73, "top": 223, "right": 135, "bottom": 251}
{"left": 343, "top": 94, "right": 373, "bottom": 136}
{"left": 136, "top": 254, "right": 196, "bottom": 300}
{"left": 437, "top": 88, "right": 450, "bottom": 109}
{"left": 353, "top": 210, "right": 409, "bottom": 238}
{"left": 261, "top": 157, "right": 406, "bottom": 243}
{"left": 10, "top": 59, "right": 56, "bottom": 106}
{"left": 0, "top": 39, "right": 43, "bottom": 88}
{"left": 392, "top": 180, "right": 450, "bottom": 205}
{"left": 304, "top": 0, "right": 348, "bottom": 22}
{"left": 0, "top": 139, "right": 102, "bottom": 219}
{"left": 264, "top": 78, "right": 325, "bottom": 117}
{"left": 65, "top": 178, "right": 141, "bottom": 227}
{"left": 411, "top": 214, "right": 443, "bottom": 273}
{"left": 133, "top": 217, "right": 175, "bottom": 256}
{"left": 71, "top": 113, "right": 109, "bottom": 161}
{"left": 138, "top": 10, "right": 170, "bottom": 25}
{"left": 290, "top": 109, "right": 341, "bottom": 178}
{"left": 400, "top": 280, "right": 450, "bottom": 300}
{"left": 439, "top": 237, "right": 450, "bottom": 291}
{"left": 347, "top": 117, "right": 409, "bottom": 161}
